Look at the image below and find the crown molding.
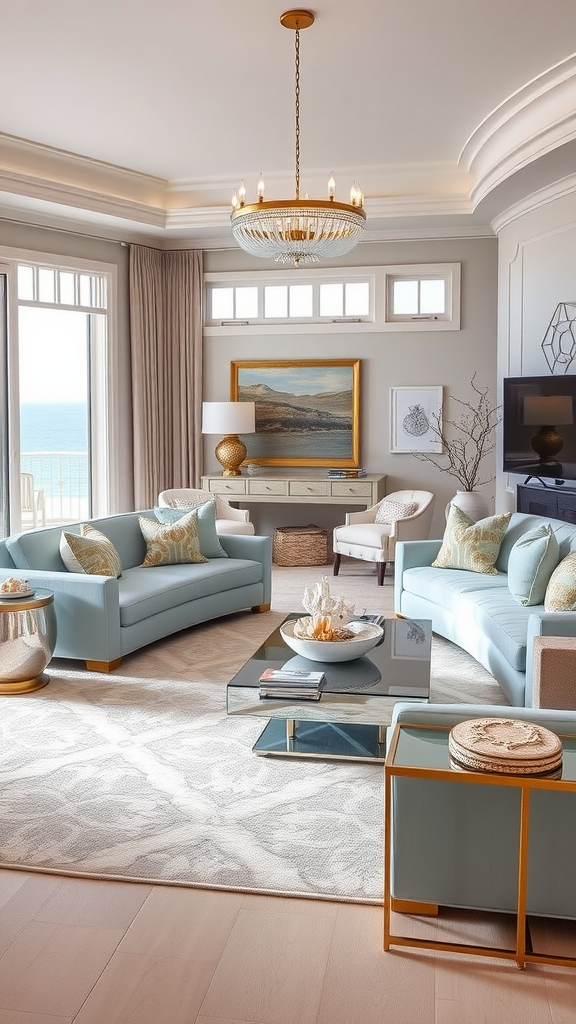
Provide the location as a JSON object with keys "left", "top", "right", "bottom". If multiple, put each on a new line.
{"left": 461, "top": 54, "right": 576, "bottom": 206}
{"left": 490, "top": 171, "right": 576, "bottom": 233}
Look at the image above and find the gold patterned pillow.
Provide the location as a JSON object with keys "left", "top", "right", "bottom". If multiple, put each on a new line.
{"left": 431, "top": 505, "right": 511, "bottom": 575}
{"left": 60, "top": 525, "right": 122, "bottom": 577}
{"left": 139, "top": 509, "right": 208, "bottom": 567}
{"left": 544, "top": 552, "right": 576, "bottom": 611}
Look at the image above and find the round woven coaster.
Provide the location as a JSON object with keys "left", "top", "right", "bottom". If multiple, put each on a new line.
{"left": 448, "top": 718, "right": 563, "bottom": 776}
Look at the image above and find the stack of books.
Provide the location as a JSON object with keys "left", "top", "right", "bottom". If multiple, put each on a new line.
{"left": 259, "top": 667, "right": 326, "bottom": 701}
{"left": 327, "top": 468, "right": 366, "bottom": 479}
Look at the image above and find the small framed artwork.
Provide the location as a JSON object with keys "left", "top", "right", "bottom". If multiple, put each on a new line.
{"left": 390, "top": 385, "right": 443, "bottom": 453}
{"left": 392, "top": 619, "right": 433, "bottom": 660}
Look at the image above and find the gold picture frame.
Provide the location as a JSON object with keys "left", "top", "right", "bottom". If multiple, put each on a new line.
{"left": 231, "top": 359, "right": 360, "bottom": 467}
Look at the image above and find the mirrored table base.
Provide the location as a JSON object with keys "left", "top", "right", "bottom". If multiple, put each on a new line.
{"left": 253, "top": 718, "right": 387, "bottom": 762}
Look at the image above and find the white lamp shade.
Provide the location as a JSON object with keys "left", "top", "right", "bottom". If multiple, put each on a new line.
{"left": 523, "top": 395, "right": 573, "bottom": 426}
{"left": 202, "top": 401, "right": 256, "bottom": 435}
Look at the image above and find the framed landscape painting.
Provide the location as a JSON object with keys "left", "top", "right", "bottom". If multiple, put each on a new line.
{"left": 230, "top": 359, "right": 360, "bottom": 467}
{"left": 390, "top": 385, "right": 443, "bottom": 453}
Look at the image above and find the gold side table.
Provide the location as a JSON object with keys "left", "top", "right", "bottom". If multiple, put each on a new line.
{"left": 0, "top": 589, "right": 57, "bottom": 694}
{"left": 384, "top": 722, "right": 576, "bottom": 969}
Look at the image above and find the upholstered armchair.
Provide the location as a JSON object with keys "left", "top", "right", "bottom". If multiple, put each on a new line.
{"left": 333, "top": 489, "right": 435, "bottom": 585}
{"left": 158, "top": 488, "right": 255, "bottom": 535}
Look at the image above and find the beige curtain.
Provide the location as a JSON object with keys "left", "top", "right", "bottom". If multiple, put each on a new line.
{"left": 129, "top": 246, "right": 203, "bottom": 509}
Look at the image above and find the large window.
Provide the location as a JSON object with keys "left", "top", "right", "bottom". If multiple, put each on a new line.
{"left": 205, "top": 264, "right": 460, "bottom": 334}
{"left": 1, "top": 250, "right": 117, "bottom": 535}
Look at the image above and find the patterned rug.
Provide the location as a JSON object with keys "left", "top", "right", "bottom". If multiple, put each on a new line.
{"left": 0, "top": 563, "right": 508, "bottom": 903}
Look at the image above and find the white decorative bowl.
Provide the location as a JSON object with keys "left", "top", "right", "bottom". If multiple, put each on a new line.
{"left": 280, "top": 618, "right": 384, "bottom": 663}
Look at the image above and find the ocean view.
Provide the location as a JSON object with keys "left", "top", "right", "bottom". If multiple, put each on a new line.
{"left": 20, "top": 402, "right": 89, "bottom": 499}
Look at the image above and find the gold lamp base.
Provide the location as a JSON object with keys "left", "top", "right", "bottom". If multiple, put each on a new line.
{"left": 215, "top": 434, "right": 247, "bottom": 476}
{"left": 530, "top": 426, "right": 564, "bottom": 464}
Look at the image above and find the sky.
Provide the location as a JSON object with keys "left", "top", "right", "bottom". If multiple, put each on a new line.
{"left": 19, "top": 307, "right": 88, "bottom": 403}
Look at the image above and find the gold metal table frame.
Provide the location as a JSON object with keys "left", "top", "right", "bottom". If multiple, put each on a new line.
{"left": 384, "top": 722, "right": 576, "bottom": 970}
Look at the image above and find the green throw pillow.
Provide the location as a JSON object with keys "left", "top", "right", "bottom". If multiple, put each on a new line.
{"left": 153, "top": 502, "right": 228, "bottom": 558}
{"left": 507, "top": 525, "right": 560, "bottom": 606}
{"left": 139, "top": 509, "right": 208, "bottom": 567}
{"left": 432, "top": 505, "right": 511, "bottom": 575}
{"left": 544, "top": 551, "right": 576, "bottom": 611}
{"left": 60, "top": 524, "right": 122, "bottom": 578}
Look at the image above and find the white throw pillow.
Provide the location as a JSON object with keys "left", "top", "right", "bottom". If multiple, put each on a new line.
{"left": 172, "top": 491, "right": 215, "bottom": 510}
{"left": 374, "top": 499, "right": 418, "bottom": 524}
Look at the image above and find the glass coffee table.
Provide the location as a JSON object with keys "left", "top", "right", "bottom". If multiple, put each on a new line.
{"left": 227, "top": 614, "right": 432, "bottom": 762}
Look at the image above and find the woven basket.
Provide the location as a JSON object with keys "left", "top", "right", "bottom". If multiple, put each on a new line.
{"left": 272, "top": 525, "right": 329, "bottom": 567}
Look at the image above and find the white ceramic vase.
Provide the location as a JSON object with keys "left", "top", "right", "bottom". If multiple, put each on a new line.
{"left": 447, "top": 490, "right": 490, "bottom": 522}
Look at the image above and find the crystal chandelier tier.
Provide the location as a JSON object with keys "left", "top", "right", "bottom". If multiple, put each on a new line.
{"left": 230, "top": 9, "right": 366, "bottom": 267}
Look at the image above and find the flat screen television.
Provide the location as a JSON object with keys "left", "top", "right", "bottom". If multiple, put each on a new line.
{"left": 503, "top": 375, "right": 576, "bottom": 484}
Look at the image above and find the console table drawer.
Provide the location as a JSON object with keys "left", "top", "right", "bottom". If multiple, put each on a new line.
{"left": 289, "top": 480, "right": 330, "bottom": 497}
{"left": 207, "top": 478, "right": 247, "bottom": 495}
{"left": 330, "top": 481, "right": 373, "bottom": 499}
{"left": 248, "top": 479, "right": 289, "bottom": 496}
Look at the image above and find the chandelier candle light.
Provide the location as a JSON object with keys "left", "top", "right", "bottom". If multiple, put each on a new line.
{"left": 230, "top": 9, "right": 366, "bottom": 266}
{"left": 201, "top": 401, "right": 256, "bottom": 477}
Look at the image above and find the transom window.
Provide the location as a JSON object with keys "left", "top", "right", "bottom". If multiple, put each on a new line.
{"left": 207, "top": 275, "right": 371, "bottom": 325}
{"left": 17, "top": 264, "right": 107, "bottom": 309}
{"left": 205, "top": 264, "right": 459, "bottom": 334}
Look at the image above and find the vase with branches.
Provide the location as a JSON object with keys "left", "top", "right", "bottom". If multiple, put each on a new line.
{"left": 414, "top": 375, "right": 501, "bottom": 519}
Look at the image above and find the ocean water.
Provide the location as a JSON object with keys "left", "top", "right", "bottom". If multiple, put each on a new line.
{"left": 20, "top": 402, "right": 89, "bottom": 498}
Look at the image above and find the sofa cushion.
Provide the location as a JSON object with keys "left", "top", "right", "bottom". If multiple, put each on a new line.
{"left": 139, "top": 510, "right": 208, "bottom": 567}
{"left": 507, "top": 524, "right": 560, "bottom": 606}
{"left": 432, "top": 506, "right": 511, "bottom": 575}
{"left": 544, "top": 551, "right": 576, "bottom": 611}
{"left": 118, "top": 559, "right": 263, "bottom": 626}
{"left": 401, "top": 566, "right": 531, "bottom": 671}
{"left": 59, "top": 525, "right": 122, "bottom": 577}
{"left": 153, "top": 503, "right": 228, "bottom": 558}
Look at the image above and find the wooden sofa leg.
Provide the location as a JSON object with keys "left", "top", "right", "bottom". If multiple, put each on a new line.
{"left": 86, "top": 658, "right": 122, "bottom": 672}
{"left": 333, "top": 553, "right": 341, "bottom": 576}
{"left": 391, "top": 898, "right": 439, "bottom": 916}
{"left": 377, "top": 562, "right": 386, "bottom": 586}
{"left": 251, "top": 603, "right": 271, "bottom": 613}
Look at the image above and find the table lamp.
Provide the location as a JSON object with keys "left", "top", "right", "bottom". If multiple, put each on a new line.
{"left": 523, "top": 394, "right": 573, "bottom": 464}
{"left": 201, "top": 401, "right": 256, "bottom": 476}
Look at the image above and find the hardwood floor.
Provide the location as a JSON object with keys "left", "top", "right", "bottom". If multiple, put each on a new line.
{"left": 1, "top": 869, "right": 575, "bottom": 1023}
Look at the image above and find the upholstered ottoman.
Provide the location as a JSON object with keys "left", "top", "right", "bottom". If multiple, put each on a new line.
{"left": 532, "top": 635, "right": 576, "bottom": 710}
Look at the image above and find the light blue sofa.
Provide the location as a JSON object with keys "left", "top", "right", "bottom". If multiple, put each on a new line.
{"left": 0, "top": 510, "right": 272, "bottom": 671}
{"left": 394, "top": 512, "right": 576, "bottom": 707}
{"left": 387, "top": 703, "right": 576, "bottom": 920}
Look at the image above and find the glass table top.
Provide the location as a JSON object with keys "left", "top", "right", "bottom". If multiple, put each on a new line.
{"left": 227, "top": 614, "right": 432, "bottom": 724}
{"left": 389, "top": 725, "right": 576, "bottom": 783}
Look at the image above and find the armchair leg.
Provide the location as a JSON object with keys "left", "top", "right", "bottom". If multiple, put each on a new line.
{"left": 377, "top": 562, "right": 386, "bottom": 586}
{"left": 333, "top": 553, "right": 341, "bottom": 576}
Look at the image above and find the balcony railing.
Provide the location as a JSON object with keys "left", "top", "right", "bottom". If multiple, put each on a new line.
{"left": 21, "top": 451, "right": 90, "bottom": 526}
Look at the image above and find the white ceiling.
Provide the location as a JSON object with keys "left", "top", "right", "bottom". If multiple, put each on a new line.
{"left": 2, "top": 0, "right": 576, "bottom": 246}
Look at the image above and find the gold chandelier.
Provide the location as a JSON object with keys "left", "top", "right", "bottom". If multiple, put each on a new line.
{"left": 230, "top": 9, "right": 366, "bottom": 267}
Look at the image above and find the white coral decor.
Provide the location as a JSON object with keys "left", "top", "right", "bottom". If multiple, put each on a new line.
{"left": 299, "top": 577, "right": 356, "bottom": 637}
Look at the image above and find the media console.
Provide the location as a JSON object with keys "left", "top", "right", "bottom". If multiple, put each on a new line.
{"left": 516, "top": 482, "right": 576, "bottom": 524}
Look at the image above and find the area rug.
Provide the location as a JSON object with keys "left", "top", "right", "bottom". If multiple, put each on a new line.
{"left": 0, "top": 573, "right": 508, "bottom": 904}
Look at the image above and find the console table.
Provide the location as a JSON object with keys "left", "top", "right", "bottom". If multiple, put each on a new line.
{"left": 200, "top": 473, "right": 386, "bottom": 509}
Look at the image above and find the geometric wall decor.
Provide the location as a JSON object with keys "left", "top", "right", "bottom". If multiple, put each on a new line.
{"left": 541, "top": 302, "right": 576, "bottom": 373}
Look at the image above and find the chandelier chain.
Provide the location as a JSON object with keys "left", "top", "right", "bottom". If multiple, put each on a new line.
{"left": 294, "top": 23, "right": 300, "bottom": 199}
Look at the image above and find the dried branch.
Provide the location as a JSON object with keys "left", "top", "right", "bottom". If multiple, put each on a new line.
{"left": 413, "top": 375, "right": 501, "bottom": 491}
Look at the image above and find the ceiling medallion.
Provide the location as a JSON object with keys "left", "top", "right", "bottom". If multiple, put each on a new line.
{"left": 230, "top": 9, "right": 366, "bottom": 267}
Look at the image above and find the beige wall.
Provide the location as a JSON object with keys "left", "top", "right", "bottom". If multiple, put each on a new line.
{"left": 0, "top": 219, "right": 134, "bottom": 511}
{"left": 204, "top": 237, "right": 498, "bottom": 539}
{"left": 496, "top": 192, "right": 576, "bottom": 514}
